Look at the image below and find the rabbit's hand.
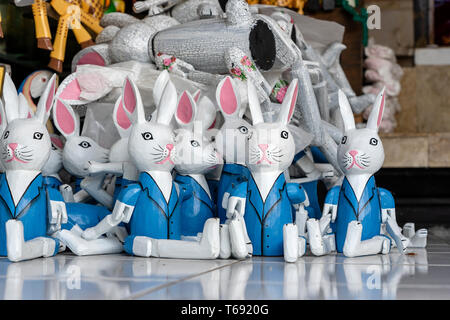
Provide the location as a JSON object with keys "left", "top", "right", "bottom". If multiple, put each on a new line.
{"left": 322, "top": 203, "right": 337, "bottom": 224}
{"left": 48, "top": 200, "right": 68, "bottom": 234}
{"left": 86, "top": 161, "right": 105, "bottom": 175}
{"left": 133, "top": 0, "right": 162, "bottom": 13}
{"left": 197, "top": 3, "right": 219, "bottom": 18}
{"left": 226, "top": 196, "right": 246, "bottom": 220}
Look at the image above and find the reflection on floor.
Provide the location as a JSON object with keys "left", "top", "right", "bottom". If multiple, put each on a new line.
{"left": 0, "top": 234, "right": 449, "bottom": 300}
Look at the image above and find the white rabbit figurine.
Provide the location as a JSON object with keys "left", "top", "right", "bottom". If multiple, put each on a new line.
{"left": 78, "top": 72, "right": 221, "bottom": 259}
{"left": 226, "top": 79, "right": 310, "bottom": 263}
{"left": 173, "top": 90, "right": 222, "bottom": 237}
{"left": 307, "top": 89, "right": 413, "bottom": 258}
{"left": 51, "top": 92, "right": 110, "bottom": 204}
{"left": 0, "top": 72, "right": 67, "bottom": 262}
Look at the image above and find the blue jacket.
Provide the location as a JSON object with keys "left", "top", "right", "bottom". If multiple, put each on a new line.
{"left": 43, "top": 176, "right": 62, "bottom": 190}
{"left": 217, "top": 164, "right": 250, "bottom": 223}
{"left": 174, "top": 174, "right": 215, "bottom": 236}
{"left": 232, "top": 173, "right": 307, "bottom": 256}
{"left": 0, "top": 173, "right": 60, "bottom": 256}
{"left": 329, "top": 176, "right": 383, "bottom": 253}
{"left": 119, "top": 172, "right": 182, "bottom": 242}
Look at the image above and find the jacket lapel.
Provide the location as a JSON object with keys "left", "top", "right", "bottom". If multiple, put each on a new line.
{"left": 357, "top": 176, "right": 376, "bottom": 221}
{"left": 15, "top": 174, "right": 44, "bottom": 218}
{"left": 140, "top": 172, "right": 169, "bottom": 218}
{"left": 342, "top": 178, "right": 359, "bottom": 219}
{"left": 248, "top": 175, "right": 264, "bottom": 223}
{"left": 167, "top": 182, "right": 179, "bottom": 218}
{"left": 0, "top": 174, "right": 15, "bottom": 217}
{"left": 263, "top": 173, "right": 285, "bottom": 220}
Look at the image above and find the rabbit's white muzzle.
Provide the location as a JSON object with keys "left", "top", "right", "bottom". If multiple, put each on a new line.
{"left": 342, "top": 149, "right": 370, "bottom": 171}
{"left": 3, "top": 143, "right": 33, "bottom": 164}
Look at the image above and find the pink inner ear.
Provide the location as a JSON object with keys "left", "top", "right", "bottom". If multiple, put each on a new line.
{"left": 193, "top": 90, "right": 201, "bottom": 103}
{"left": 116, "top": 100, "right": 131, "bottom": 130}
{"left": 220, "top": 78, "right": 237, "bottom": 115}
{"left": 27, "top": 112, "right": 32, "bottom": 119}
{"left": 123, "top": 80, "right": 137, "bottom": 114}
{"left": 59, "top": 79, "right": 81, "bottom": 101}
{"left": 77, "top": 51, "right": 106, "bottom": 67}
{"left": 208, "top": 118, "right": 216, "bottom": 130}
{"left": 177, "top": 92, "right": 193, "bottom": 124}
{"left": 55, "top": 100, "right": 75, "bottom": 135}
{"left": 51, "top": 136, "right": 64, "bottom": 149}
{"left": 45, "top": 79, "right": 56, "bottom": 112}
{"left": 288, "top": 83, "right": 299, "bottom": 121}
{"left": 377, "top": 92, "right": 385, "bottom": 127}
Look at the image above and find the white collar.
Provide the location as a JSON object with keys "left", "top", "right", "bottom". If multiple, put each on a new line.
{"left": 6, "top": 170, "right": 41, "bottom": 206}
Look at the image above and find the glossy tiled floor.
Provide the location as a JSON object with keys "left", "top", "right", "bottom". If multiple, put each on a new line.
{"left": 0, "top": 233, "right": 449, "bottom": 300}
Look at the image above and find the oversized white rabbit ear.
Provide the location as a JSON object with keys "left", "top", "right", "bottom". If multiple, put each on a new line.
{"left": 156, "top": 80, "right": 178, "bottom": 125}
{"left": 153, "top": 70, "right": 170, "bottom": 108}
{"left": 18, "top": 93, "right": 34, "bottom": 119}
{"left": 55, "top": 73, "right": 84, "bottom": 105}
{"left": 216, "top": 76, "right": 241, "bottom": 119}
{"left": 175, "top": 90, "right": 197, "bottom": 129}
{"left": 122, "top": 76, "right": 141, "bottom": 123}
{"left": 196, "top": 96, "right": 217, "bottom": 131}
{"left": 2, "top": 72, "right": 19, "bottom": 123}
{"left": 52, "top": 99, "right": 80, "bottom": 139}
{"left": 366, "top": 87, "right": 386, "bottom": 132}
{"left": 0, "top": 100, "right": 7, "bottom": 133}
{"left": 247, "top": 80, "right": 264, "bottom": 125}
{"left": 120, "top": 77, "right": 145, "bottom": 124}
{"left": 50, "top": 134, "right": 65, "bottom": 150}
{"left": 192, "top": 89, "right": 201, "bottom": 103}
{"left": 35, "top": 73, "right": 57, "bottom": 124}
{"left": 277, "top": 78, "right": 299, "bottom": 125}
{"left": 338, "top": 90, "right": 356, "bottom": 131}
{"left": 113, "top": 95, "right": 133, "bottom": 138}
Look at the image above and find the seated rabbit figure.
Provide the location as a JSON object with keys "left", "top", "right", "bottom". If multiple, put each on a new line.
{"left": 227, "top": 79, "right": 310, "bottom": 262}
{"left": 173, "top": 90, "right": 222, "bottom": 237}
{"left": 0, "top": 72, "right": 66, "bottom": 262}
{"left": 307, "top": 89, "right": 411, "bottom": 258}
{"left": 79, "top": 72, "right": 221, "bottom": 259}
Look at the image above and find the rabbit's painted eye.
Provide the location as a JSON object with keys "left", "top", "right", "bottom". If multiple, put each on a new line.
{"left": 238, "top": 126, "right": 248, "bottom": 135}
{"left": 33, "top": 132, "right": 43, "bottom": 140}
{"left": 341, "top": 136, "right": 347, "bottom": 144}
{"left": 142, "top": 132, "right": 153, "bottom": 140}
{"left": 79, "top": 141, "right": 91, "bottom": 148}
{"left": 280, "top": 131, "right": 289, "bottom": 139}
{"left": 3, "top": 131, "right": 9, "bottom": 139}
{"left": 190, "top": 140, "right": 200, "bottom": 147}
{"left": 370, "top": 138, "right": 378, "bottom": 146}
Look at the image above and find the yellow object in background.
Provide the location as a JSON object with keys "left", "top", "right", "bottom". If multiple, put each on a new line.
{"left": 0, "top": 66, "right": 5, "bottom": 97}
{"left": 253, "top": 0, "right": 306, "bottom": 14}
{"left": 32, "top": 0, "right": 53, "bottom": 50}
{"left": 0, "top": 12, "right": 3, "bottom": 38}
{"left": 49, "top": 14, "right": 70, "bottom": 73}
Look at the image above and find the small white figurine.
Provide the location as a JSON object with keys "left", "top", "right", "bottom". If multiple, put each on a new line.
{"left": 0, "top": 72, "right": 67, "bottom": 262}
{"left": 307, "top": 89, "right": 415, "bottom": 257}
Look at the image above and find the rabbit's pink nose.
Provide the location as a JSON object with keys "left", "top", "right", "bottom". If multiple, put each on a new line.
{"left": 166, "top": 144, "right": 174, "bottom": 151}
{"left": 8, "top": 143, "right": 18, "bottom": 151}
{"left": 259, "top": 144, "right": 269, "bottom": 152}
{"left": 349, "top": 150, "right": 358, "bottom": 157}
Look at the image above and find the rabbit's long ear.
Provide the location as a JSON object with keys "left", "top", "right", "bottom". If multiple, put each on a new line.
{"left": 156, "top": 80, "right": 177, "bottom": 125}
{"left": 216, "top": 76, "right": 241, "bottom": 120}
{"left": 122, "top": 77, "right": 145, "bottom": 124}
{"left": 2, "top": 72, "right": 19, "bottom": 123}
{"left": 55, "top": 73, "right": 83, "bottom": 105}
{"left": 175, "top": 90, "right": 196, "bottom": 130}
{"left": 197, "top": 96, "right": 217, "bottom": 131}
{"left": 122, "top": 77, "right": 141, "bottom": 123}
{"left": 192, "top": 89, "right": 201, "bottom": 103}
{"left": 366, "top": 87, "right": 386, "bottom": 132}
{"left": 113, "top": 95, "right": 133, "bottom": 138}
{"left": 52, "top": 99, "right": 80, "bottom": 139}
{"left": 153, "top": 70, "right": 170, "bottom": 108}
{"left": 0, "top": 100, "right": 7, "bottom": 134}
{"left": 247, "top": 80, "right": 264, "bottom": 125}
{"left": 277, "top": 78, "right": 298, "bottom": 125}
{"left": 18, "top": 93, "right": 34, "bottom": 119}
{"left": 35, "top": 74, "right": 57, "bottom": 124}
{"left": 338, "top": 90, "right": 355, "bottom": 131}
{"left": 50, "top": 134, "right": 65, "bottom": 150}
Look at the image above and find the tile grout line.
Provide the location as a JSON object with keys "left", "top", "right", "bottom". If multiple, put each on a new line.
{"left": 124, "top": 259, "right": 245, "bottom": 300}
